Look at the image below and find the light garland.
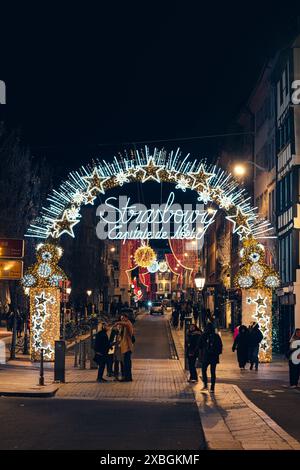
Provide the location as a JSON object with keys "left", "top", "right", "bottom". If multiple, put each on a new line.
{"left": 245, "top": 291, "right": 272, "bottom": 362}
{"left": 22, "top": 244, "right": 66, "bottom": 362}
{"left": 25, "top": 147, "right": 276, "bottom": 243}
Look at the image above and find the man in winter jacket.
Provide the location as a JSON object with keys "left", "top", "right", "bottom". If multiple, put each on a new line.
{"left": 94, "top": 324, "right": 110, "bottom": 382}
{"left": 186, "top": 324, "right": 202, "bottom": 382}
{"left": 200, "top": 323, "right": 223, "bottom": 392}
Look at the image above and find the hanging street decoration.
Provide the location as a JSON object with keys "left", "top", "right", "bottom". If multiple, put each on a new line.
{"left": 25, "top": 147, "right": 276, "bottom": 243}
{"left": 147, "top": 260, "right": 159, "bottom": 273}
{"left": 158, "top": 260, "right": 168, "bottom": 273}
{"left": 22, "top": 243, "right": 66, "bottom": 361}
{"left": 134, "top": 245, "right": 156, "bottom": 268}
{"left": 23, "top": 147, "right": 280, "bottom": 362}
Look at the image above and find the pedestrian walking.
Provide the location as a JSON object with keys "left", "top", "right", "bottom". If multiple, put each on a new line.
{"left": 248, "top": 323, "right": 263, "bottom": 370}
{"left": 179, "top": 304, "right": 186, "bottom": 330}
{"left": 192, "top": 304, "right": 200, "bottom": 326}
{"left": 171, "top": 305, "right": 180, "bottom": 329}
{"left": 287, "top": 328, "right": 300, "bottom": 388}
{"left": 187, "top": 324, "right": 202, "bottom": 383}
{"left": 94, "top": 323, "right": 110, "bottom": 383}
{"left": 114, "top": 313, "right": 134, "bottom": 382}
{"left": 232, "top": 325, "right": 249, "bottom": 370}
{"left": 200, "top": 323, "right": 223, "bottom": 393}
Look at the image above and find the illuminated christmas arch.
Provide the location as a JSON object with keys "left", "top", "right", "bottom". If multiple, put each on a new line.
{"left": 24, "top": 147, "right": 280, "bottom": 362}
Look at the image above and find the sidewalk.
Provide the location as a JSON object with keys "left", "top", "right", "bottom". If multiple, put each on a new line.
{"left": 171, "top": 323, "right": 300, "bottom": 450}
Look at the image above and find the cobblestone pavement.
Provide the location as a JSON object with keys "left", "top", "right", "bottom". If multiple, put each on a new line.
{"left": 171, "top": 321, "right": 300, "bottom": 450}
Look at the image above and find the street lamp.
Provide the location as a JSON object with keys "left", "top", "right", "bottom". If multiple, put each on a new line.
{"left": 194, "top": 271, "right": 205, "bottom": 290}
{"left": 233, "top": 160, "right": 267, "bottom": 177}
{"left": 86, "top": 289, "right": 92, "bottom": 297}
{"left": 66, "top": 287, "right": 72, "bottom": 295}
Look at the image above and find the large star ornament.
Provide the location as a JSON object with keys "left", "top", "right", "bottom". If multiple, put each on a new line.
{"left": 82, "top": 168, "right": 109, "bottom": 195}
{"left": 188, "top": 164, "right": 215, "bottom": 190}
{"left": 138, "top": 158, "right": 164, "bottom": 183}
{"left": 225, "top": 207, "right": 251, "bottom": 239}
{"left": 52, "top": 211, "right": 80, "bottom": 238}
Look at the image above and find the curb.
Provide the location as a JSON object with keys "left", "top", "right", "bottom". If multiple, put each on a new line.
{"left": 0, "top": 386, "right": 59, "bottom": 398}
{"left": 232, "top": 384, "right": 300, "bottom": 450}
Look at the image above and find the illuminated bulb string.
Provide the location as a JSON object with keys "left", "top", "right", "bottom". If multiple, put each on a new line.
{"left": 25, "top": 147, "right": 276, "bottom": 241}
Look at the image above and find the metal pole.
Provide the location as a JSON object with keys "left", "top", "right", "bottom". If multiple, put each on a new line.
{"left": 10, "top": 312, "right": 17, "bottom": 360}
{"left": 23, "top": 311, "right": 29, "bottom": 355}
{"left": 39, "top": 349, "right": 45, "bottom": 386}
{"left": 74, "top": 339, "right": 78, "bottom": 367}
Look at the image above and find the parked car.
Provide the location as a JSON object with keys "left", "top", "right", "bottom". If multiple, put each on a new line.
{"left": 150, "top": 301, "right": 164, "bottom": 315}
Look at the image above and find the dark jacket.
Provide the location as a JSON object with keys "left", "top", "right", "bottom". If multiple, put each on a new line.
{"left": 248, "top": 326, "right": 263, "bottom": 347}
{"left": 94, "top": 330, "right": 109, "bottom": 355}
{"left": 187, "top": 330, "right": 202, "bottom": 356}
{"left": 232, "top": 330, "right": 249, "bottom": 353}
{"left": 200, "top": 331, "right": 223, "bottom": 364}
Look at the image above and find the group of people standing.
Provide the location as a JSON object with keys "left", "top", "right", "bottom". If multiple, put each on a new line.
{"left": 232, "top": 322, "right": 263, "bottom": 371}
{"left": 93, "top": 313, "right": 134, "bottom": 383}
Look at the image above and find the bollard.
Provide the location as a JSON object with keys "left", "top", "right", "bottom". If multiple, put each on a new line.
{"left": 90, "top": 331, "right": 97, "bottom": 370}
{"left": 54, "top": 341, "right": 66, "bottom": 383}
{"left": 79, "top": 340, "right": 86, "bottom": 369}
{"left": 10, "top": 313, "right": 17, "bottom": 360}
{"left": 74, "top": 340, "right": 79, "bottom": 368}
{"left": 39, "top": 349, "right": 45, "bottom": 386}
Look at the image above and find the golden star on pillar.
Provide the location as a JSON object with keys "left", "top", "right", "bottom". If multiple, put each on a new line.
{"left": 52, "top": 211, "right": 80, "bottom": 238}
{"left": 82, "top": 168, "right": 109, "bottom": 195}
{"left": 253, "top": 293, "right": 268, "bottom": 310}
{"left": 188, "top": 164, "right": 215, "bottom": 190}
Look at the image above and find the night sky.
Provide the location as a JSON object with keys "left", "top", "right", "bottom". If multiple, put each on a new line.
{"left": 1, "top": 3, "right": 300, "bottom": 174}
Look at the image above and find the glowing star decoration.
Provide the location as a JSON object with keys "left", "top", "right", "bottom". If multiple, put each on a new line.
{"left": 23, "top": 244, "right": 66, "bottom": 362}
{"left": 226, "top": 207, "right": 252, "bottom": 240}
{"left": 188, "top": 164, "right": 215, "bottom": 191}
{"left": 147, "top": 260, "right": 159, "bottom": 273}
{"left": 175, "top": 175, "right": 193, "bottom": 192}
{"left": 52, "top": 211, "right": 80, "bottom": 238}
{"left": 82, "top": 167, "right": 109, "bottom": 195}
{"left": 66, "top": 205, "right": 81, "bottom": 221}
{"left": 158, "top": 261, "right": 168, "bottom": 273}
{"left": 30, "top": 287, "right": 60, "bottom": 361}
{"left": 197, "top": 188, "right": 212, "bottom": 204}
{"left": 252, "top": 293, "right": 268, "bottom": 311}
{"left": 138, "top": 157, "right": 164, "bottom": 183}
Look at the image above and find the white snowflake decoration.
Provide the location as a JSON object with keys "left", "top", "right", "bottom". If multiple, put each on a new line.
{"left": 265, "top": 275, "right": 280, "bottom": 289}
{"left": 197, "top": 188, "right": 212, "bottom": 204}
{"left": 115, "top": 171, "right": 130, "bottom": 186}
{"left": 238, "top": 275, "right": 253, "bottom": 288}
{"left": 175, "top": 176, "right": 191, "bottom": 192}
{"left": 250, "top": 264, "right": 264, "bottom": 279}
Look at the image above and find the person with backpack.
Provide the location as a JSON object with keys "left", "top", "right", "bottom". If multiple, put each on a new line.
{"left": 248, "top": 322, "right": 263, "bottom": 370}
{"left": 200, "top": 323, "right": 223, "bottom": 393}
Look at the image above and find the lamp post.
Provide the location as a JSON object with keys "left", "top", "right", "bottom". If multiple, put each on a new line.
{"left": 194, "top": 271, "right": 205, "bottom": 329}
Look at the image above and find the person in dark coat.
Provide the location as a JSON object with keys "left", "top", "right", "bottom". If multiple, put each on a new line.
{"left": 186, "top": 324, "right": 202, "bottom": 382}
{"left": 94, "top": 324, "right": 110, "bottom": 382}
{"left": 192, "top": 304, "right": 200, "bottom": 326}
{"left": 232, "top": 325, "right": 249, "bottom": 370}
{"left": 287, "top": 329, "right": 300, "bottom": 388}
{"left": 248, "top": 323, "right": 263, "bottom": 370}
{"left": 200, "top": 323, "right": 223, "bottom": 392}
{"left": 172, "top": 306, "right": 180, "bottom": 329}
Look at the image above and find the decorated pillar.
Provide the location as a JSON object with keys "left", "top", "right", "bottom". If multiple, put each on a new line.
{"left": 22, "top": 244, "right": 66, "bottom": 361}
{"left": 235, "top": 238, "right": 280, "bottom": 363}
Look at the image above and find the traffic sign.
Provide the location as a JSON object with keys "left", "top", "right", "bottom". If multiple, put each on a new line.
{"left": 0, "top": 239, "right": 24, "bottom": 258}
{"left": 0, "top": 259, "right": 24, "bottom": 280}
